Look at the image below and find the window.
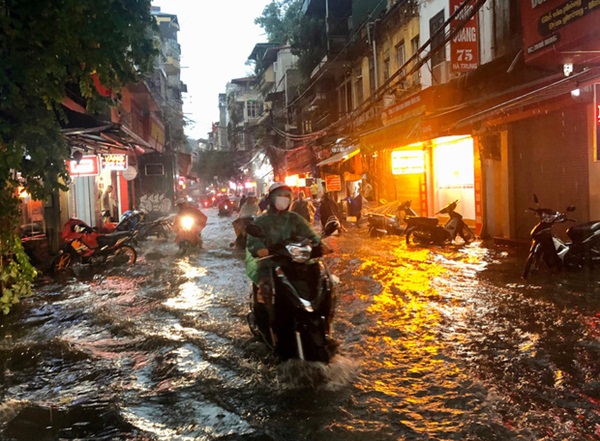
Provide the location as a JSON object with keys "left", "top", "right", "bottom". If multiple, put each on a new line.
{"left": 411, "top": 35, "right": 421, "bottom": 85}
{"left": 430, "top": 11, "right": 446, "bottom": 67}
{"left": 383, "top": 48, "right": 390, "bottom": 83}
{"left": 145, "top": 163, "right": 164, "bottom": 176}
{"left": 369, "top": 57, "right": 376, "bottom": 94}
{"left": 383, "top": 57, "right": 390, "bottom": 83}
{"left": 338, "top": 78, "right": 352, "bottom": 114}
{"left": 396, "top": 41, "right": 406, "bottom": 72}
{"left": 354, "top": 66, "right": 363, "bottom": 105}
{"left": 247, "top": 101, "right": 259, "bottom": 118}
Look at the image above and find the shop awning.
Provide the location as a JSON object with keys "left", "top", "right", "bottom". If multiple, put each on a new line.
{"left": 316, "top": 145, "right": 360, "bottom": 167}
{"left": 455, "top": 67, "right": 600, "bottom": 128}
{"left": 60, "top": 105, "right": 154, "bottom": 154}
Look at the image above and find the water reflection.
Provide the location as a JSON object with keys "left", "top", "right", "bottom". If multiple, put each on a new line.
{"left": 1, "top": 219, "right": 599, "bottom": 440}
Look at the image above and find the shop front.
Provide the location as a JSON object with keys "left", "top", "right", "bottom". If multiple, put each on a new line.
{"left": 67, "top": 152, "right": 133, "bottom": 229}
{"left": 316, "top": 144, "right": 362, "bottom": 200}
{"left": 455, "top": 68, "right": 600, "bottom": 241}
{"left": 359, "top": 86, "right": 480, "bottom": 231}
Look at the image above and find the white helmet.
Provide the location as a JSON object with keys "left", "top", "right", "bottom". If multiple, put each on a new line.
{"left": 268, "top": 182, "right": 291, "bottom": 196}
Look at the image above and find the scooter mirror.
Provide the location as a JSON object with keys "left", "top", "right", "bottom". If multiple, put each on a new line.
{"left": 246, "top": 223, "right": 266, "bottom": 238}
{"left": 567, "top": 205, "right": 576, "bottom": 212}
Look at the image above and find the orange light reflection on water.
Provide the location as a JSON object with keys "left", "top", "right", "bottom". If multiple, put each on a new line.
{"left": 353, "top": 245, "right": 478, "bottom": 436}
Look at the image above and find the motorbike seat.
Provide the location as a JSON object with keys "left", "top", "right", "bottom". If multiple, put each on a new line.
{"left": 97, "top": 231, "right": 132, "bottom": 247}
{"left": 406, "top": 216, "right": 438, "bottom": 227}
{"left": 567, "top": 221, "right": 600, "bottom": 243}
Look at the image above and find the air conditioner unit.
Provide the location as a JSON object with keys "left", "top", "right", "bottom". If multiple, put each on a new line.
{"left": 432, "top": 60, "right": 452, "bottom": 85}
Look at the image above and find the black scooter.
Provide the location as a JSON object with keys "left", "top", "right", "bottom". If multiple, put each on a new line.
{"left": 245, "top": 219, "right": 339, "bottom": 363}
{"left": 367, "top": 200, "right": 418, "bottom": 237}
{"left": 522, "top": 194, "right": 600, "bottom": 279}
{"left": 405, "top": 199, "right": 475, "bottom": 246}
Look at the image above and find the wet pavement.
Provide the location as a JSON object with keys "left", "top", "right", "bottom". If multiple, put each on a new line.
{"left": 1, "top": 208, "right": 599, "bottom": 440}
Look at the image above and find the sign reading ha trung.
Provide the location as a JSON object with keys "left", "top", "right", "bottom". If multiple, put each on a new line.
{"left": 450, "top": 0, "right": 479, "bottom": 72}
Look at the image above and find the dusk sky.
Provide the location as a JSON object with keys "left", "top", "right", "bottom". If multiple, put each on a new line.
{"left": 151, "top": 0, "right": 272, "bottom": 140}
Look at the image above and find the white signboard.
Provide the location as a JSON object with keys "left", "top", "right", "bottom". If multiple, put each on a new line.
{"left": 391, "top": 150, "right": 424, "bottom": 175}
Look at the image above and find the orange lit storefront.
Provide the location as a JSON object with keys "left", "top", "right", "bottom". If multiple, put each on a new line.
{"left": 360, "top": 87, "right": 482, "bottom": 233}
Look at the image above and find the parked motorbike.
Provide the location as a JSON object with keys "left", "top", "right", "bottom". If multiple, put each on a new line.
{"left": 106, "top": 210, "right": 174, "bottom": 241}
{"left": 52, "top": 218, "right": 137, "bottom": 272}
{"left": 405, "top": 199, "right": 475, "bottom": 246}
{"left": 174, "top": 213, "right": 203, "bottom": 252}
{"left": 245, "top": 218, "right": 339, "bottom": 363}
{"left": 125, "top": 211, "right": 174, "bottom": 240}
{"left": 367, "top": 200, "right": 418, "bottom": 237}
{"left": 522, "top": 194, "right": 600, "bottom": 279}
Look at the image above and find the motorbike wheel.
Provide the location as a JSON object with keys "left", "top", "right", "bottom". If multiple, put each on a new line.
{"left": 459, "top": 226, "right": 476, "bottom": 244}
{"left": 406, "top": 228, "right": 429, "bottom": 246}
{"left": 52, "top": 252, "right": 73, "bottom": 272}
{"left": 114, "top": 245, "right": 137, "bottom": 265}
{"left": 522, "top": 251, "right": 541, "bottom": 279}
{"left": 369, "top": 228, "right": 385, "bottom": 238}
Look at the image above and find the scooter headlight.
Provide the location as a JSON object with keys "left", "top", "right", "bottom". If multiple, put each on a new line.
{"left": 180, "top": 215, "right": 195, "bottom": 231}
{"left": 285, "top": 243, "right": 313, "bottom": 263}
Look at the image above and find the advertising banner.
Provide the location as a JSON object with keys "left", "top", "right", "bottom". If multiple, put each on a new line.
{"left": 521, "top": 0, "right": 600, "bottom": 66}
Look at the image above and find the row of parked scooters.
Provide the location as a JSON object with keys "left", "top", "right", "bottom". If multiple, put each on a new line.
{"left": 51, "top": 210, "right": 176, "bottom": 273}
{"left": 365, "top": 194, "right": 600, "bottom": 279}
{"left": 366, "top": 199, "right": 476, "bottom": 246}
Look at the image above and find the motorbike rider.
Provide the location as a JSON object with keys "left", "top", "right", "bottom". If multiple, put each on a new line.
{"left": 246, "top": 182, "right": 331, "bottom": 302}
{"left": 238, "top": 192, "right": 260, "bottom": 218}
{"left": 231, "top": 192, "right": 260, "bottom": 248}
{"left": 175, "top": 197, "right": 208, "bottom": 234}
{"left": 319, "top": 192, "right": 347, "bottom": 234}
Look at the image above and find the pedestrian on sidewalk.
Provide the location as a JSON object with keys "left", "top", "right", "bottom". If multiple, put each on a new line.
{"left": 100, "top": 185, "right": 117, "bottom": 225}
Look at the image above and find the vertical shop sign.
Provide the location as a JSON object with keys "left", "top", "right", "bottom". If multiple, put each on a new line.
{"left": 450, "top": 0, "right": 479, "bottom": 72}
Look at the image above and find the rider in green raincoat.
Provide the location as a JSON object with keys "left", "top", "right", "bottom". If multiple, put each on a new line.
{"left": 245, "top": 183, "right": 322, "bottom": 286}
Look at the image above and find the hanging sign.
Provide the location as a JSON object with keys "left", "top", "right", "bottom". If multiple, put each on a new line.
{"left": 122, "top": 165, "right": 138, "bottom": 181}
{"left": 101, "top": 153, "right": 128, "bottom": 171}
{"left": 68, "top": 155, "right": 100, "bottom": 177}
{"left": 450, "top": 0, "right": 479, "bottom": 72}
{"left": 325, "top": 175, "right": 341, "bottom": 192}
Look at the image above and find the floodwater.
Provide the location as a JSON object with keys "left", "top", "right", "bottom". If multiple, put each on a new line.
{"left": 1, "top": 208, "right": 599, "bottom": 441}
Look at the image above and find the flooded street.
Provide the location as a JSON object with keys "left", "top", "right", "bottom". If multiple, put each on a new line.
{"left": 1, "top": 208, "right": 599, "bottom": 441}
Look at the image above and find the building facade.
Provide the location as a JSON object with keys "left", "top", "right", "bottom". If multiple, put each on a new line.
{"left": 272, "top": 0, "right": 600, "bottom": 241}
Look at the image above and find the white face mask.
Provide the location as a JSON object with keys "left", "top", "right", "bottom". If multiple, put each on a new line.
{"left": 274, "top": 196, "right": 291, "bottom": 211}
